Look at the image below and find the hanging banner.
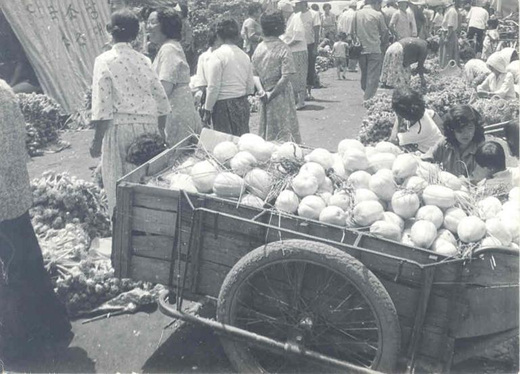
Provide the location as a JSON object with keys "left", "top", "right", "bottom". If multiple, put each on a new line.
{"left": 0, "top": 0, "right": 111, "bottom": 113}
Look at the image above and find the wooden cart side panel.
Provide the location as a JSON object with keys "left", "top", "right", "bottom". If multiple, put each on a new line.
{"left": 450, "top": 286, "right": 519, "bottom": 339}
{"left": 178, "top": 195, "right": 460, "bottom": 287}
{"left": 113, "top": 183, "right": 134, "bottom": 279}
{"left": 120, "top": 145, "right": 180, "bottom": 184}
{"left": 460, "top": 251, "right": 519, "bottom": 286}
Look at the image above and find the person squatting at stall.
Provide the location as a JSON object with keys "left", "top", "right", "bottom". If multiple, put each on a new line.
{"left": 422, "top": 104, "right": 486, "bottom": 177}
{"left": 472, "top": 141, "right": 519, "bottom": 187}
{"left": 388, "top": 87, "right": 443, "bottom": 153}
{"left": 0, "top": 79, "right": 72, "bottom": 364}
{"left": 477, "top": 52, "right": 517, "bottom": 100}
{"left": 90, "top": 9, "right": 170, "bottom": 215}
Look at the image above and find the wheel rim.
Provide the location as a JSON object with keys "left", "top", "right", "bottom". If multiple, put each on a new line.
{"left": 228, "top": 259, "right": 383, "bottom": 372}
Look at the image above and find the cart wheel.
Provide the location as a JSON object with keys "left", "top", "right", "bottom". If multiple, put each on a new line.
{"left": 217, "top": 240, "right": 401, "bottom": 373}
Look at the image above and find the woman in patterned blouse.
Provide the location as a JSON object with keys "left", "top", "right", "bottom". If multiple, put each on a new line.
{"left": 90, "top": 9, "right": 171, "bottom": 216}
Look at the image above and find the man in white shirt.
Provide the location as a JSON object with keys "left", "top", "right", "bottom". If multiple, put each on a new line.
{"left": 294, "top": 0, "right": 320, "bottom": 99}
{"left": 439, "top": 0, "right": 459, "bottom": 67}
{"left": 389, "top": 0, "right": 417, "bottom": 40}
{"left": 338, "top": 3, "right": 357, "bottom": 35}
{"left": 466, "top": 5, "right": 489, "bottom": 57}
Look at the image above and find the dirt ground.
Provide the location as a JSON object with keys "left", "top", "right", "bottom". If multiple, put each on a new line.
{"left": 17, "top": 69, "right": 517, "bottom": 374}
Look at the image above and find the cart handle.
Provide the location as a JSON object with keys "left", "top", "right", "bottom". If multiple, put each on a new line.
{"left": 158, "top": 290, "right": 383, "bottom": 374}
{"left": 472, "top": 246, "right": 520, "bottom": 257}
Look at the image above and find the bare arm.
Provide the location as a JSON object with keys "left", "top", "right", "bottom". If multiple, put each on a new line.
{"left": 266, "top": 75, "right": 290, "bottom": 102}
{"left": 90, "top": 120, "right": 110, "bottom": 158}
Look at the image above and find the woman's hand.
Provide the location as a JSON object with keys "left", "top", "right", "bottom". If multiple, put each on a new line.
{"left": 89, "top": 139, "right": 103, "bottom": 158}
{"left": 202, "top": 109, "right": 212, "bottom": 127}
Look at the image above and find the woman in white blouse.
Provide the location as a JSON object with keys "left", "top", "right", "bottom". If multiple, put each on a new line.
{"left": 90, "top": 9, "right": 170, "bottom": 215}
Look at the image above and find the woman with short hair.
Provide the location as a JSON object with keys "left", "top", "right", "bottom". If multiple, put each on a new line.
{"left": 147, "top": 8, "right": 202, "bottom": 146}
{"left": 422, "top": 104, "right": 486, "bottom": 177}
{"left": 202, "top": 17, "right": 255, "bottom": 136}
{"left": 90, "top": 9, "right": 171, "bottom": 214}
{"left": 252, "top": 10, "right": 301, "bottom": 142}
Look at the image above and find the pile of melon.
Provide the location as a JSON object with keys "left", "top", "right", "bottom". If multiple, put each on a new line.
{"left": 162, "top": 133, "right": 519, "bottom": 256}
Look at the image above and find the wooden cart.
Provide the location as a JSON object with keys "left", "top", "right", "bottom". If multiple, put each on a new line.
{"left": 113, "top": 130, "right": 519, "bottom": 373}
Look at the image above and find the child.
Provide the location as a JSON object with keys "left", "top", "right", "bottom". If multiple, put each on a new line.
{"left": 472, "top": 141, "right": 519, "bottom": 188}
{"left": 332, "top": 32, "right": 349, "bottom": 80}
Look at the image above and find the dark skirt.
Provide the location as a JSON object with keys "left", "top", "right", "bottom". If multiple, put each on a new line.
{"left": 212, "top": 96, "right": 251, "bottom": 136}
{"left": 0, "top": 212, "right": 71, "bottom": 362}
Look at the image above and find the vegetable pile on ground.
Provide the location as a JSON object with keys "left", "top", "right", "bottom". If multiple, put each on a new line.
{"left": 30, "top": 172, "right": 161, "bottom": 316}
{"left": 471, "top": 97, "right": 519, "bottom": 125}
{"left": 149, "top": 134, "right": 519, "bottom": 256}
{"left": 358, "top": 93, "right": 394, "bottom": 145}
{"left": 30, "top": 171, "right": 111, "bottom": 238}
{"left": 17, "top": 93, "right": 68, "bottom": 156}
{"left": 316, "top": 55, "right": 334, "bottom": 73}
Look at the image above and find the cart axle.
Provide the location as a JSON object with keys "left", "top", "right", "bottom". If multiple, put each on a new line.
{"left": 158, "top": 290, "right": 382, "bottom": 374}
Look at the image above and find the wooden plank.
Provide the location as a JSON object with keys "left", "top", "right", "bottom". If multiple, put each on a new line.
{"left": 179, "top": 193, "right": 461, "bottom": 285}
{"left": 132, "top": 234, "right": 175, "bottom": 260}
{"left": 461, "top": 251, "right": 519, "bottom": 287}
{"left": 379, "top": 278, "right": 452, "bottom": 331}
{"left": 132, "top": 206, "right": 177, "bottom": 236}
{"left": 133, "top": 187, "right": 179, "bottom": 212}
{"left": 450, "top": 286, "right": 519, "bottom": 338}
{"left": 452, "top": 328, "right": 519, "bottom": 364}
{"left": 129, "top": 256, "right": 171, "bottom": 285}
{"left": 113, "top": 184, "right": 134, "bottom": 278}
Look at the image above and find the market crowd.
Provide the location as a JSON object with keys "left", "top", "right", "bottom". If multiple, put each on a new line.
{"left": 0, "top": 0, "right": 518, "bottom": 366}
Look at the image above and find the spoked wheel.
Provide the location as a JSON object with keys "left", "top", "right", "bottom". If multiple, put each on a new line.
{"left": 217, "top": 240, "right": 401, "bottom": 373}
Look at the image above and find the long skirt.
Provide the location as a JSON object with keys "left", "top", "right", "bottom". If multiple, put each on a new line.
{"left": 0, "top": 212, "right": 71, "bottom": 362}
{"left": 212, "top": 96, "right": 250, "bottom": 136}
{"left": 259, "top": 82, "right": 302, "bottom": 143}
{"left": 102, "top": 122, "right": 159, "bottom": 216}
{"left": 439, "top": 31, "right": 459, "bottom": 68}
{"left": 380, "top": 42, "right": 412, "bottom": 88}
{"left": 165, "top": 84, "right": 202, "bottom": 147}
{"left": 290, "top": 50, "right": 308, "bottom": 97}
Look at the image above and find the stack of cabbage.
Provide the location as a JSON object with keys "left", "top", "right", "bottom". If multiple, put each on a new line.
{"left": 163, "top": 133, "right": 519, "bottom": 256}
